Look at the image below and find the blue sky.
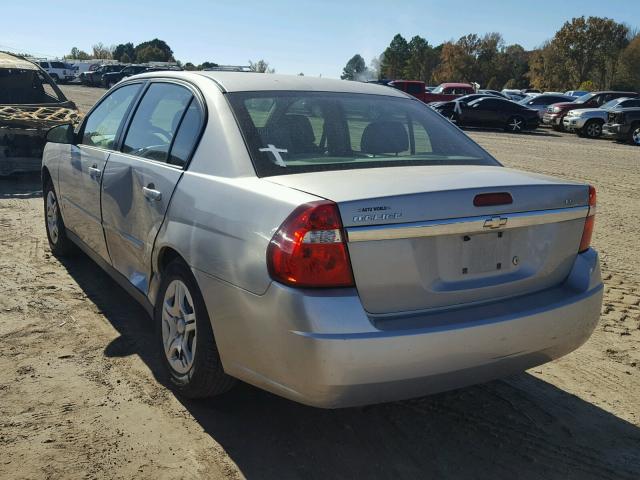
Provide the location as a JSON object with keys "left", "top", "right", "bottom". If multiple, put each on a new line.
{"left": 2, "top": 0, "right": 638, "bottom": 78}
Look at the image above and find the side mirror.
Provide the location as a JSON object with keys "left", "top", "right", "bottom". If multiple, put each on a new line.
{"left": 46, "top": 124, "right": 75, "bottom": 144}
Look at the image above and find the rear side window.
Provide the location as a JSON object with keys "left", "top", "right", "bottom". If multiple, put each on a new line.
{"left": 168, "top": 100, "right": 204, "bottom": 167}
{"left": 406, "top": 83, "right": 423, "bottom": 95}
{"left": 82, "top": 83, "right": 141, "bottom": 149}
{"left": 228, "top": 91, "right": 498, "bottom": 177}
{"left": 122, "top": 83, "right": 193, "bottom": 162}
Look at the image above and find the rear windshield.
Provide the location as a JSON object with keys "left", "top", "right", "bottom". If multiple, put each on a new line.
{"left": 0, "top": 68, "right": 66, "bottom": 104}
{"left": 227, "top": 91, "right": 498, "bottom": 177}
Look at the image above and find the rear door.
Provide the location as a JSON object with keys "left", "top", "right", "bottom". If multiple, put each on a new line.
{"left": 100, "top": 80, "right": 204, "bottom": 293}
{"left": 58, "top": 82, "right": 142, "bottom": 261}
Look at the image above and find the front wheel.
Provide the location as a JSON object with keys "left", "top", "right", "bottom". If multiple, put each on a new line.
{"left": 505, "top": 115, "right": 524, "bottom": 133}
{"left": 629, "top": 123, "right": 640, "bottom": 146}
{"left": 155, "top": 260, "right": 236, "bottom": 398}
{"left": 44, "top": 180, "right": 76, "bottom": 256}
{"left": 583, "top": 119, "right": 603, "bottom": 139}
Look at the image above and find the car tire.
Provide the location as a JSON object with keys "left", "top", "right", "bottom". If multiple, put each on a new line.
{"left": 155, "top": 259, "right": 236, "bottom": 399}
{"left": 44, "top": 180, "right": 76, "bottom": 256}
{"left": 630, "top": 122, "right": 640, "bottom": 146}
{"left": 505, "top": 115, "right": 525, "bottom": 133}
{"left": 583, "top": 119, "right": 603, "bottom": 139}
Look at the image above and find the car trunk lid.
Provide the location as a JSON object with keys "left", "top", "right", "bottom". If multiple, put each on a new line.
{"left": 266, "top": 165, "right": 590, "bottom": 314}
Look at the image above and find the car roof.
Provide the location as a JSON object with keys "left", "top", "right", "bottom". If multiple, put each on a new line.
{"left": 132, "top": 71, "right": 409, "bottom": 97}
{"left": 0, "top": 52, "right": 38, "bottom": 71}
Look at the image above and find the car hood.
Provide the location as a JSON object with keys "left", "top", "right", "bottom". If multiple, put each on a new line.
{"left": 567, "top": 107, "right": 605, "bottom": 116}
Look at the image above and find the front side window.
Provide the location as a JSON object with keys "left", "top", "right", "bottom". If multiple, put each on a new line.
{"left": 81, "top": 83, "right": 141, "bottom": 149}
{"left": 122, "top": 83, "right": 193, "bottom": 162}
{"left": 228, "top": 91, "right": 498, "bottom": 177}
{"left": 51, "top": 62, "right": 65, "bottom": 69}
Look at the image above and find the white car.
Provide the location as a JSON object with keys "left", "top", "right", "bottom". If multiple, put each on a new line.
{"left": 38, "top": 60, "right": 74, "bottom": 83}
{"left": 563, "top": 97, "right": 640, "bottom": 138}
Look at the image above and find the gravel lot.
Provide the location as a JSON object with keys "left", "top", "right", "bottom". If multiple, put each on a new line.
{"left": 1, "top": 85, "right": 639, "bottom": 480}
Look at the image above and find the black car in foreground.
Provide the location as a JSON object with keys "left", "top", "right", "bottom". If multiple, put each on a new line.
{"left": 434, "top": 97, "right": 540, "bottom": 132}
{"left": 603, "top": 108, "right": 640, "bottom": 146}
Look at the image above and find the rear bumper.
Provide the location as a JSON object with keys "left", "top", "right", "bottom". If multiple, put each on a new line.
{"left": 195, "top": 249, "right": 602, "bottom": 408}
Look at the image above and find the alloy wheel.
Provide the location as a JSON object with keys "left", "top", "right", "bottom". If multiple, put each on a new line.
{"left": 586, "top": 122, "right": 602, "bottom": 138}
{"left": 509, "top": 117, "right": 523, "bottom": 132}
{"left": 46, "top": 190, "right": 59, "bottom": 244}
{"left": 162, "top": 279, "right": 197, "bottom": 374}
{"left": 633, "top": 127, "right": 640, "bottom": 145}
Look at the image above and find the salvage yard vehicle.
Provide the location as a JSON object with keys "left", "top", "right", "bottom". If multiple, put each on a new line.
{"left": 80, "top": 64, "right": 123, "bottom": 87}
{"left": 101, "top": 64, "right": 182, "bottom": 89}
{"left": 41, "top": 71, "right": 603, "bottom": 408}
{"left": 37, "top": 60, "right": 74, "bottom": 83}
{"left": 0, "top": 52, "right": 79, "bottom": 175}
{"left": 603, "top": 107, "right": 640, "bottom": 145}
{"left": 434, "top": 96, "right": 540, "bottom": 132}
{"left": 518, "top": 93, "right": 575, "bottom": 119}
{"left": 563, "top": 97, "right": 640, "bottom": 138}
{"left": 543, "top": 91, "right": 639, "bottom": 131}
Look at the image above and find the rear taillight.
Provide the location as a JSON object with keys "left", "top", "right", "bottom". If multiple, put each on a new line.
{"left": 579, "top": 185, "right": 596, "bottom": 253}
{"left": 267, "top": 201, "right": 354, "bottom": 288}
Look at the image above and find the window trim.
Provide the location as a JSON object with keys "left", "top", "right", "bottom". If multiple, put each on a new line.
{"left": 116, "top": 77, "right": 207, "bottom": 170}
{"left": 77, "top": 81, "right": 146, "bottom": 152}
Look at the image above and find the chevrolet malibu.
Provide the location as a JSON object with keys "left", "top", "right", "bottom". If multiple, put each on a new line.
{"left": 41, "top": 72, "right": 603, "bottom": 408}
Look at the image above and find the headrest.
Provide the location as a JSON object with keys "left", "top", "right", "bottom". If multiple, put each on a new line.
{"left": 360, "top": 121, "right": 408, "bottom": 154}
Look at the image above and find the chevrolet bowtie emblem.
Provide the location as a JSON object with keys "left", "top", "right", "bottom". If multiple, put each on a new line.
{"left": 484, "top": 216, "right": 508, "bottom": 229}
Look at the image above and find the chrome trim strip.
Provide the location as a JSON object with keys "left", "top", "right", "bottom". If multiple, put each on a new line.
{"left": 346, "top": 206, "right": 589, "bottom": 242}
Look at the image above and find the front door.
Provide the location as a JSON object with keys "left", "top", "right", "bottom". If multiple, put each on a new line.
{"left": 101, "top": 81, "right": 203, "bottom": 293}
{"left": 58, "top": 83, "right": 142, "bottom": 261}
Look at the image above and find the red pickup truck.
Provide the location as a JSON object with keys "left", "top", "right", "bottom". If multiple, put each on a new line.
{"left": 388, "top": 81, "right": 475, "bottom": 103}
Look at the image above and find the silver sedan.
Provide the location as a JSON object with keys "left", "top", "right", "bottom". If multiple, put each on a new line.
{"left": 42, "top": 72, "right": 602, "bottom": 408}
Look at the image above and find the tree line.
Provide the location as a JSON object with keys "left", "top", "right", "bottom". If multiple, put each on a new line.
{"left": 342, "top": 16, "right": 640, "bottom": 92}
{"left": 65, "top": 39, "right": 275, "bottom": 72}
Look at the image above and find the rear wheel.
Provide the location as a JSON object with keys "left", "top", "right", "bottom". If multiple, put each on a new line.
{"left": 155, "top": 260, "right": 236, "bottom": 398}
{"left": 630, "top": 123, "right": 640, "bottom": 146}
{"left": 505, "top": 115, "right": 524, "bottom": 133}
{"left": 583, "top": 119, "right": 603, "bottom": 139}
{"left": 44, "top": 180, "right": 75, "bottom": 256}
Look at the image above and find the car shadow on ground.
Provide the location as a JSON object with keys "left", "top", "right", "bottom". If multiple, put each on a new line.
{"left": 0, "top": 172, "right": 42, "bottom": 199}
{"left": 460, "top": 126, "right": 562, "bottom": 138}
{"left": 58, "top": 251, "right": 640, "bottom": 480}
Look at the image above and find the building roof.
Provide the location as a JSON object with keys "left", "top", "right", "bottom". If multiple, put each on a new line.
{"left": 0, "top": 52, "right": 38, "bottom": 70}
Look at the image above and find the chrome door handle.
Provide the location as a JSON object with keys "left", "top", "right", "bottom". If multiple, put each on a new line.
{"left": 142, "top": 185, "right": 162, "bottom": 201}
{"left": 88, "top": 165, "right": 102, "bottom": 179}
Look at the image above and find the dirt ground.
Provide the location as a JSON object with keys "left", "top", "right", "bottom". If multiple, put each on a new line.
{"left": 1, "top": 85, "right": 639, "bottom": 480}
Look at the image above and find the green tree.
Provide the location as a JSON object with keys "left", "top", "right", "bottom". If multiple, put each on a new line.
{"left": 67, "top": 47, "right": 91, "bottom": 60}
{"left": 615, "top": 35, "right": 640, "bottom": 90}
{"left": 113, "top": 43, "right": 135, "bottom": 63}
{"left": 183, "top": 62, "right": 197, "bottom": 71}
{"left": 92, "top": 42, "right": 113, "bottom": 60}
{"left": 199, "top": 61, "right": 219, "bottom": 69}
{"left": 381, "top": 34, "right": 410, "bottom": 79}
{"left": 134, "top": 39, "right": 174, "bottom": 62}
{"left": 248, "top": 59, "right": 275, "bottom": 73}
{"left": 341, "top": 54, "right": 366, "bottom": 80}
{"left": 403, "top": 36, "right": 438, "bottom": 83}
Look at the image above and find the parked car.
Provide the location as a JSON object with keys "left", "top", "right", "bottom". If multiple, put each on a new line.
{"left": 0, "top": 52, "right": 79, "bottom": 175}
{"left": 478, "top": 89, "right": 509, "bottom": 99}
{"left": 519, "top": 94, "right": 576, "bottom": 119}
{"left": 42, "top": 71, "right": 602, "bottom": 408}
{"left": 543, "top": 91, "right": 639, "bottom": 131}
{"left": 429, "top": 93, "right": 497, "bottom": 111}
{"left": 563, "top": 97, "right": 640, "bottom": 138}
{"left": 37, "top": 60, "right": 75, "bottom": 83}
{"left": 603, "top": 107, "right": 640, "bottom": 145}
{"left": 422, "top": 82, "right": 476, "bottom": 103}
{"left": 565, "top": 90, "right": 589, "bottom": 98}
{"left": 80, "top": 64, "right": 124, "bottom": 86}
{"left": 521, "top": 88, "right": 541, "bottom": 94}
{"left": 434, "top": 96, "right": 540, "bottom": 132}
{"left": 101, "top": 64, "right": 182, "bottom": 88}
{"left": 501, "top": 89, "right": 528, "bottom": 101}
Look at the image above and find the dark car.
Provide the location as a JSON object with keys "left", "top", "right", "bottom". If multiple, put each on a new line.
{"left": 101, "top": 64, "right": 182, "bottom": 88}
{"left": 80, "top": 64, "right": 124, "bottom": 87}
{"left": 602, "top": 108, "right": 640, "bottom": 146}
{"left": 519, "top": 94, "right": 576, "bottom": 119}
{"left": 434, "top": 97, "right": 539, "bottom": 132}
{"left": 543, "top": 91, "right": 639, "bottom": 131}
{"left": 430, "top": 93, "right": 499, "bottom": 112}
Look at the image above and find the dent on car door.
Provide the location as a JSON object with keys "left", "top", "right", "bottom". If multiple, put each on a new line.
{"left": 58, "top": 83, "right": 142, "bottom": 261}
{"left": 101, "top": 82, "right": 203, "bottom": 294}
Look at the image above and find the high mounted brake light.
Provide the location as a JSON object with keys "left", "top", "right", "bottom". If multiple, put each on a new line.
{"left": 267, "top": 201, "right": 355, "bottom": 288}
{"left": 578, "top": 185, "right": 596, "bottom": 253}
